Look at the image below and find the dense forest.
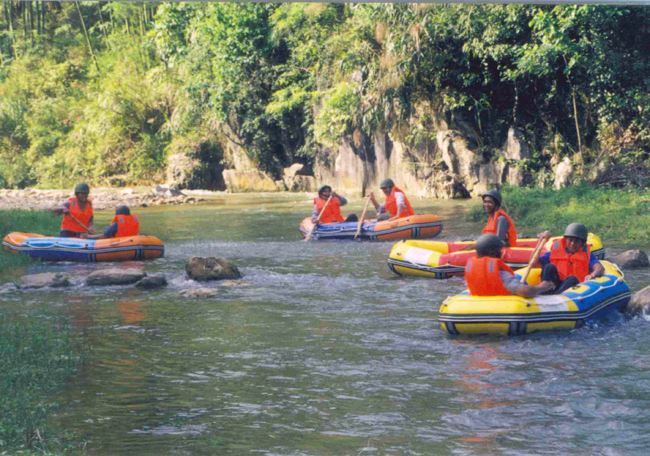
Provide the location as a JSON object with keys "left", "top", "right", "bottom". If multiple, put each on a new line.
{"left": 1, "top": 1, "right": 649, "bottom": 189}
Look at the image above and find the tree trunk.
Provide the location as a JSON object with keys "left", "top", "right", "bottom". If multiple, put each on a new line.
{"left": 74, "top": 0, "right": 100, "bottom": 72}
{"left": 97, "top": 2, "right": 110, "bottom": 50}
{"left": 29, "top": 1, "right": 34, "bottom": 43}
{"left": 572, "top": 90, "right": 582, "bottom": 157}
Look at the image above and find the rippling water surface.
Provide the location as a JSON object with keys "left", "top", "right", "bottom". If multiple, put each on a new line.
{"left": 3, "top": 193, "right": 650, "bottom": 456}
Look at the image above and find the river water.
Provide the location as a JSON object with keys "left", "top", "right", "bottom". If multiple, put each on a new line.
{"left": 2, "top": 193, "right": 650, "bottom": 456}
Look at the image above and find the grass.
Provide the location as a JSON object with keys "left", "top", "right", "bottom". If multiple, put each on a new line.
{"left": 468, "top": 185, "right": 650, "bottom": 244}
{"left": 0, "top": 209, "right": 61, "bottom": 270}
{"left": 0, "top": 311, "right": 87, "bottom": 454}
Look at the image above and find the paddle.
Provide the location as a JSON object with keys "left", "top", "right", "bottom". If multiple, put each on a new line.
{"left": 353, "top": 195, "right": 372, "bottom": 240}
{"left": 520, "top": 234, "right": 550, "bottom": 284}
{"left": 304, "top": 194, "right": 333, "bottom": 242}
{"left": 68, "top": 213, "right": 91, "bottom": 233}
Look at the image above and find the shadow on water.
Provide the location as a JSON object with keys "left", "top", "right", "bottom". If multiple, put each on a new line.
{"left": 2, "top": 193, "right": 650, "bottom": 455}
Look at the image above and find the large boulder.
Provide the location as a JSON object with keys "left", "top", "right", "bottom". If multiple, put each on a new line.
{"left": 186, "top": 257, "right": 242, "bottom": 282}
{"left": 18, "top": 273, "right": 71, "bottom": 290}
{"left": 86, "top": 268, "right": 146, "bottom": 286}
{"left": 222, "top": 169, "right": 278, "bottom": 192}
{"left": 626, "top": 285, "right": 650, "bottom": 315}
{"left": 607, "top": 250, "right": 650, "bottom": 269}
{"left": 554, "top": 157, "right": 573, "bottom": 189}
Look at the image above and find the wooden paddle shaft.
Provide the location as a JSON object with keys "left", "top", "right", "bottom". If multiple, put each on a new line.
{"left": 353, "top": 195, "right": 372, "bottom": 240}
{"left": 520, "top": 236, "right": 548, "bottom": 284}
{"left": 304, "top": 194, "right": 333, "bottom": 241}
{"left": 69, "top": 213, "right": 90, "bottom": 232}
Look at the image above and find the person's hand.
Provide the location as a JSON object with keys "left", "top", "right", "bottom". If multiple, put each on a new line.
{"left": 80, "top": 233, "right": 88, "bottom": 239}
{"left": 539, "top": 230, "right": 551, "bottom": 239}
{"left": 463, "top": 243, "right": 475, "bottom": 251}
{"left": 369, "top": 192, "right": 376, "bottom": 202}
{"left": 311, "top": 217, "right": 318, "bottom": 224}
{"left": 331, "top": 191, "right": 338, "bottom": 198}
{"left": 87, "top": 227, "right": 95, "bottom": 235}
{"left": 584, "top": 273, "right": 597, "bottom": 281}
{"left": 62, "top": 206, "right": 70, "bottom": 215}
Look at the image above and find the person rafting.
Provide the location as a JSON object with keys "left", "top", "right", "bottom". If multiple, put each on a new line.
{"left": 464, "top": 189, "right": 517, "bottom": 250}
{"left": 81, "top": 205, "right": 140, "bottom": 240}
{"left": 51, "top": 182, "right": 95, "bottom": 237}
{"left": 369, "top": 178, "right": 415, "bottom": 221}
{"left": 311, "top": 185, "right": 357, "bottom": 224}
{"left": 465, "top": 234, "right": 553, "bottom": 298}
{"left": 535, "top": 223, "right": 604, "bottom": 294}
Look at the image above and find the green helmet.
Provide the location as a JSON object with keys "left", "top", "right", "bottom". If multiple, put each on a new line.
{"left": 564, "top": 223, "right": 588, "bottom": 242}
{"left": 379, "top": 178, "right": 395, "bottom": 189}
{"left": 475, "top": 234, "right": 505, "bottom": 257}
{"left": 74, "top": 182, "right": 90, "bottom": 194}
{"left": 318, "top": 185, "right": 332, "bottom": 195}
{"left": 115, "top": 205, "right": 130, "bottom": 216}
{"left": 482, "top": 190, "right": 502, "bottom": 206}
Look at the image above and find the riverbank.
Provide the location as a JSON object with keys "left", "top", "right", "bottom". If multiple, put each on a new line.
{"left": 0, "top": 187, "right": 212, "bottom": 212}
{"left": 469, "top": 185, "right": 650, "bottom": 245}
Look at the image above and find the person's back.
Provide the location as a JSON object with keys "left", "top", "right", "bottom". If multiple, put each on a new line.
{"left": 81, "top": 205, "right": 139, "bottom": 240}
{"left": 465, "top": 234, "right": 553, "bottom": 298}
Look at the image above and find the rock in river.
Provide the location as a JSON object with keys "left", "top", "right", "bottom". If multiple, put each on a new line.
{"left": 18, "top": 272, "right": 71, "bottom": 290}
{"left": 86, "top": 268, "right": 146, "bottom": 286}
{"left": 180, "top": 288, "right": 221, "bottom": 298}
{"left": 186, "top": 257, "right": 242, "bottom": 282}
{"left": 607, "top": 250, "right": 650, "bottom": 270}
{"left": 626, "top": 284, "right": 650, "bottom": 315}
{"left": 135, "top": 275, "right": 168, "bottom": 290}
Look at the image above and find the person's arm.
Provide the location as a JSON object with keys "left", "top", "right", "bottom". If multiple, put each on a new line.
{"left": 87, "top": 215, "right": 95, "bottom": 234}
{"left": 81, "top": 222, "right": 117, "bottom": 240}
{"left": 495, "top": 215, "right": 510, "bottom": 243}
{"left": 333, "top": 192, "right": 347, "bottom": 206}
{"left": 501, "top": 271, "right": 554, "bottom": 298}
{"left": 390, "top": 192, "right": 407, "bottom": 221}
{"left": 369, "top": 192, "right": 380, "bottom": 211}
{"left": 584, "top": 255, "right": 605, "bottom": 281}
{"left": 51, "top": 200, "right": 70, "bottom": 215}
{"left": 311, "top": 205, "right": 319, "bottom": 224}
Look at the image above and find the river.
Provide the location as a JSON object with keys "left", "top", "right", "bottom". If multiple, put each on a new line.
{"left": 2, "top": 193, "right": 650, "bottom": 455}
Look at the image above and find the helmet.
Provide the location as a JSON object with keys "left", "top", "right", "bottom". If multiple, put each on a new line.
{"left": 564, "top": 223, "right": 588, "bottom": 242}
{"left": 475, "top": 234, "right": 505, "bottom": 257}
{"left": 318, "top": 185, "right": 332, "bottom": 195}
{"left": 74, "top": 182, "right": 90, "bottom": 194}
{"left": 482, "top": 190, "right": 502, "bottom": 206}
{"left": 115, "top": 205, "right": 130, "bottom": 216}
{"left": 379, "top": 178, "right": 395, "bottom": 189}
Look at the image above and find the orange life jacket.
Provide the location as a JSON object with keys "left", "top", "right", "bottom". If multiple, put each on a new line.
{"left": 61, "top": 197, "right": 93, "bottom": 233}
{"left": 385, "top": 186, "right": 415, "bottom": 218}
{"left": 549, "top": 238, "right": 590, "bottom": 282}
{"left": 465, "top": 257, "right": 515, "bottom": 296}
{"left": 314, "top": 196, "right": 344, "bottom": 223}
{"left": 482, "top": 209, "right": 518, "bottom": 247}
{"left": 111, "top": 214, "right": 140, "bottom": 237}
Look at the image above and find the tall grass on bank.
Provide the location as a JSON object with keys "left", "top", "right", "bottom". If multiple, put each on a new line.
{"left": 468, "top": 185, "right": 650, "bottom": 244}
{"left": 0, "top": 209, "right": 61, "bottom": 269}
{"left": 0, "top": 311, "right": 86, "bottom": 453}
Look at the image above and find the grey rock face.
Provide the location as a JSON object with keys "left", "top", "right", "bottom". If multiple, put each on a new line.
{"left": 86, "top": 268, "right": 146, "bottom": 286}
{"left": 186, "top": 257, "right": 242, "bottom": 282}
{"left": 18, "top": 273, "right": 71, "bottom": 290}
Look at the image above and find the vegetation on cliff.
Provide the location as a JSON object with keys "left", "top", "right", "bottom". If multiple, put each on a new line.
{"left": 1, "top": 2, "right": 649, "bottom": 189}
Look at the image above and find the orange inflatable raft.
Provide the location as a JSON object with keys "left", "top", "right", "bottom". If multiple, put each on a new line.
{"left": 299, "top": 214, "right": 443, "bottom": 241}
{"left": 2, "top": 232, "right": 164, "bottom": 262}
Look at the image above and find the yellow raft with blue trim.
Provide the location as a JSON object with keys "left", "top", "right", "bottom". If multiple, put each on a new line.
{"left": 438, "top": 261, "right": 630, "bottom": 336}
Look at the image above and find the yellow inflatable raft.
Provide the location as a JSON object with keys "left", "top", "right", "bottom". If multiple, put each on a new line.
{"left": 438, "top": 261, "right": 630, "bottom": 336}
{"left": 388, "top": 233, "right": 604, "bottom": 279}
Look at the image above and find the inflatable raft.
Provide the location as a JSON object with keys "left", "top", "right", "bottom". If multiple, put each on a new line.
{"left": 2, "top": 232, "right": 164, "bottom": 262}
{"left": 438, "top": 261, "right": 631, "bottom": 336}
{"left": 299, "top": 214, "right": 443, "bottom": 241}
{"left": 388, "top": 233, "right": 604, "bottom": 278}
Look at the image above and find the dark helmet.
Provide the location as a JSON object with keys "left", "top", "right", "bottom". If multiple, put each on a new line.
{"left": 475, "top": 234, "right": 505, "bottom": 257}
{"left": 482, "top": 190, "right": 502, "bottom": 206}
{"left": 115, "top": 205, "right": 131, "bottom": 216}
{"left": 74, "top": 182, "right": 90, "bottom": 194}
{"left": 379, "top": 178, "right": 395, "bottom": 189}
{"left": 318, "top": 185, "right": 332, "bottom": 196}
{"left": 564, "top": 223, "right": 588, "bottom": 242}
